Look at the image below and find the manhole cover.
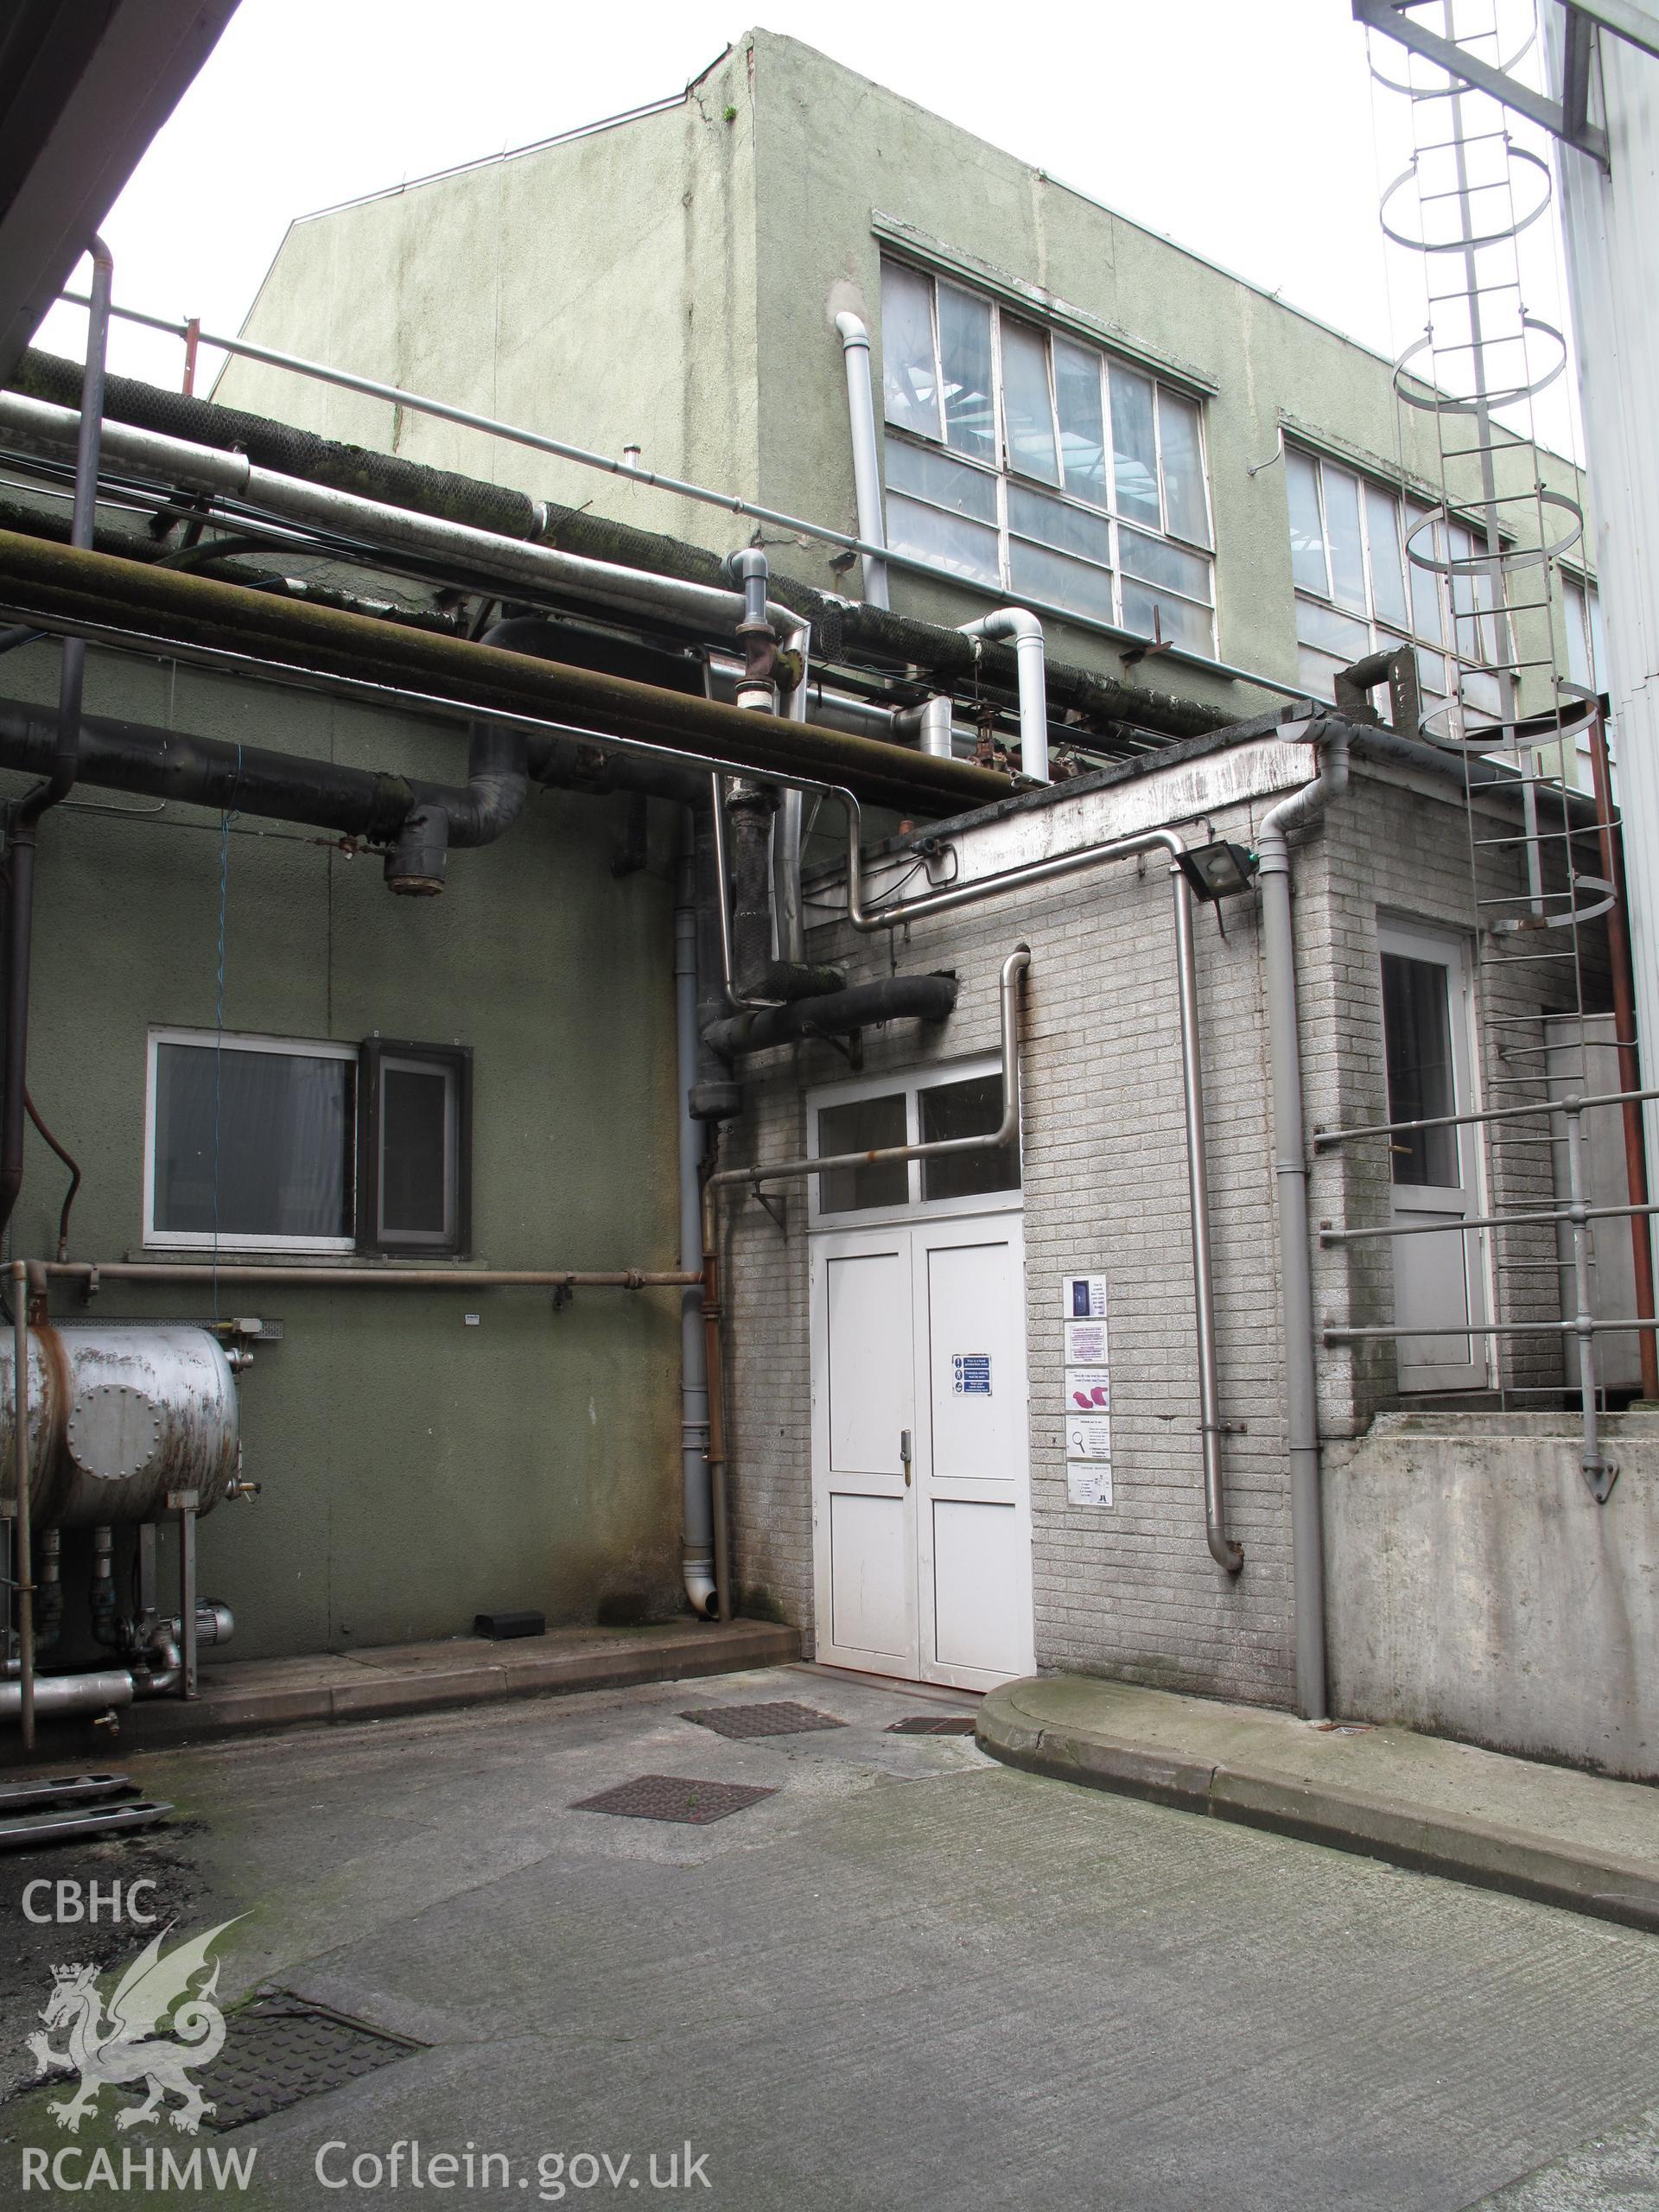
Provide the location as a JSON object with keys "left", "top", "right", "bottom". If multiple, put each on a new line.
{"left": 680, "top": 1701, "right": 846, "bottom": 1738}
{"left": 571, "top": 1775, "right": 779, "bottom": 1825}
{"left": 199, "top": 1993, "right": 425, "bottom": 2132}
{"left": 886, "top": 1715, "right": 977, "bottom": 1736}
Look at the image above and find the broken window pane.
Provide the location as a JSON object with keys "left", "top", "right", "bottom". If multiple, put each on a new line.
{"left": 1001, "top": 320, "right": 1059, "bottom": 484}
{"left": 938, "top": 283, "right": 995, "bottom": 462}
{"left": 880, "top": 262, "right": 938, "bottom": 439}
{"left": 1109, "top": 365, "right": 1160, "bottom": 527}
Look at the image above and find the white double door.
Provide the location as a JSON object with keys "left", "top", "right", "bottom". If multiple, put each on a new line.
{"left": 810, "top": 1213, "right": 1033, "bottom": 1691}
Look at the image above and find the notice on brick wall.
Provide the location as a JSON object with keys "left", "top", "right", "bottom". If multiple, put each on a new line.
{"left": 1067, "top": 1463, "right": 1114, "bottom": 1508}
{"left": 1061, "top": 1274, "right": 1113, "bottom": 1508}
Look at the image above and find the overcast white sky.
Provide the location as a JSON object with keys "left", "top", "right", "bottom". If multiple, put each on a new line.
{"left": 30, "top": 0, "right": 1581, "bottom": 459}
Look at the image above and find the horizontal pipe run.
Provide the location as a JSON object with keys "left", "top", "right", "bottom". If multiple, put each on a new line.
{"left": 1324, "top": 1318, "right": 1659, "bottom": 1340}
{"left": 41, "top": 1264, "right": 698, "bottom": 1289}
{"left": 53, "top": 293, "right": 1307, "bottom": 702}
{"left": 0, "top": 531, "right": 1009, "bottom": 816}
{"left": 1314, "top": 1084, "right": 1659, "bottom": 1147}
{"left": 702, "top": 948, "right": 1031, "bottom": 1243}
{"left": 0, "top": 1669, "right": 134, "bottom": 1719}
{"left": 703, "top": 973, "right": 959, "bottom": 1058}
{"left": 1321, "top": 1198, "right": 1659, "bottom": 1243}
{"left": 0, "top": 391, "right": 807, "bottom": 646}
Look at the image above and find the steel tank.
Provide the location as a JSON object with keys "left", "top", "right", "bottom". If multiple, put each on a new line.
{"left": 0, "top": 1325, "right": 239, "bottom": 1528}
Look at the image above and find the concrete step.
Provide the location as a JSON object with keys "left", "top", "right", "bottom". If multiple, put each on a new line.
{"left": 978, "top": 1673, "right": 1659, "bottom": 1934}
{"left": 4, "top": 1619, "right": 801, "bottom": 1762}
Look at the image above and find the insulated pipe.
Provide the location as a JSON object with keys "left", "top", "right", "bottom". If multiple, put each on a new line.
{"left": 52, "top": 296, "right": 1309, "bottom": 702}
{"left": 0, "top": 391, "right": 806, "bottom": 651}
{"left": 703, "top": 972, "right": 959, "bottom": 1059}
{"left": 830, "top": 796, "right": 1242, "bottom": 1572}
{"left": 701, "top": 947, "right": 1032, "bottom": 1622}
{"left": 0, "top": 530, "right": 1009, "bottom": 816}
{"left": 957, "top": 609, "right": 1049, "bottom": 782}
{"left": 833, "top": 314, "right": 890, "bottom": 609}
{"left": 676, "top": 823, "right": 717, "bottom": 1619}
{"left": 0, "top": 243, "right": 111, "bottom": 1245}
{"left": 1256, "top": 718, "right": 1351, "bottom": 1720}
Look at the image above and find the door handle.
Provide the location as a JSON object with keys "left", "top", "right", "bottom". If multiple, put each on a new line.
{"left": 899, "top": 1428, "right": 912, "bottom": 1487}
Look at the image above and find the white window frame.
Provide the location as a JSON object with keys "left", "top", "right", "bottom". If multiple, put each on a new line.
{"left": 1287, "top": 444, "right": 1511, "bottom": 731}
{"left": 880, "top": 257, "right": 1216, "bottom": 653}
{"left": 807, "top": 1055, "right": 1024, "bottom": 1230}
{"left": 143, "top": 1027, "right": 359, "bottom": 1254}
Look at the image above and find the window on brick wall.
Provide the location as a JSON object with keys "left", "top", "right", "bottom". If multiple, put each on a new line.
{"left": 880, "top": 258, "right": 1215, "bottom": 652}
{"left": 811, "top": 1058, "right": 1021, "bottom": 1224}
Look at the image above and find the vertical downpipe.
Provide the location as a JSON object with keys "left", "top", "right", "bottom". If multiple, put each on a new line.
{"left": 832, "top": 314, "right": 890, "bottom": 609}
{"left": 11, "top": 1261, "right": 32, "bottom": 1752}
{"left": 676, "top": 821, "right": 717, "bottom": 1617}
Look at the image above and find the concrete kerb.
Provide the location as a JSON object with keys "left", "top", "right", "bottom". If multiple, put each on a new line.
{"left": 977, "top": 1681, "right": 1659, "bottom": 1936}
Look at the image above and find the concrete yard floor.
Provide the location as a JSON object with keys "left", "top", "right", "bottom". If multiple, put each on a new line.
{"left": 4, "top": 1663, "right": 1659, "bottom": 2209}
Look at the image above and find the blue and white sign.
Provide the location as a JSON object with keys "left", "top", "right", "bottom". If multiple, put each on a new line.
{"left": 952, "top": 1353, "right": 992, "bottom": 1396}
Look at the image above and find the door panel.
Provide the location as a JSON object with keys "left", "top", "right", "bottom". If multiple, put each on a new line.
{"left": 812, "top": 1214, "right": 1033, "bottom": 1688}
{"left": 812, "top": 1236, "right": 918, "bottom": 1674}
{"left": 913, "top": 1219, "right": 1035, "bottom": 1689}
{"left": 830, "top": 1494, "right": 911, "bottom": 1658}
{"left": 931, "top": 1500, "right": 1024, "bottom": 1674}
{"left": 826, "top": 1249, "right": 911, "bottom": 1471}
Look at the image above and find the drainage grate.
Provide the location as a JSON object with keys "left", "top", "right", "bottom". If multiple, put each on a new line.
{"left": 679, "top": 1701, "right": 846, "bottom": 1739}
{"left": 572, "top": 1775, "right": 779, "bottom": 1825}
{"left": 886, "top": 1715, "right": 978, "bottom": 1736}
{"left": 196, "top": 1993, "right": 425, "bottom": 2133}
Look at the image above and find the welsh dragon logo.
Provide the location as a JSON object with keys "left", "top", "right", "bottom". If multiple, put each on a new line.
{"left": 27, "top": 1917, "right": 242, "bottom": 2136}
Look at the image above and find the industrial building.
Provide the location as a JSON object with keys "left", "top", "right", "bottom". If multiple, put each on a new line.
{"left": 1, "top": 29, "right": 1653, "bottom": 1785}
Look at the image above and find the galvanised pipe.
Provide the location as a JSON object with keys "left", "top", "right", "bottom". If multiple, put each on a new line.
{"left": 0, "top": 391, "right": 808, "bottom": 650}
{"left": 833, "top": 314, "right": 890, "bottom": 609}
{"left": 0, "top": 531, "right": 1008, "bottom": 817}
{"left": 830, "top": 794, "right": 1242, "bottom": 1574}
{"left": 699, "top": 947, "right": 1031, "bottom": 1623}
{"left": 958, "top": 609, "right": 1050, "bottom": 782}
{"left": 54, "top": 291, "right": 1310, "bottom": 702}
{"left": 1256, "top": 720, "right": 1350, "bottom": 1719}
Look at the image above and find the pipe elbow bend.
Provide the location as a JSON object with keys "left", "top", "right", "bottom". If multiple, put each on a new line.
{"left": 835, "top": 311, "right": 871, "bottom": 350}
{"left": 683, "top": 1562, "right": 719, "bottom": 1618}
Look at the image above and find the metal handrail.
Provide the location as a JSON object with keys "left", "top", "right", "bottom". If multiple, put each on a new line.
{"left": 1313, "top": 1084, "right": 1659, "bottom": 1148}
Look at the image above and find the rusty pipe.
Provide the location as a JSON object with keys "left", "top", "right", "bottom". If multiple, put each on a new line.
{"left": 41, "top": 1263, "right": 697, "bottom": 1290}
{"left": 0, "top": 531, "right": 1009, "bottom": 817}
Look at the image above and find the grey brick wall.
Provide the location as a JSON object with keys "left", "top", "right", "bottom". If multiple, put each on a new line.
{"left": 714, "top": 747, "right": 1609, "bottom": 1707}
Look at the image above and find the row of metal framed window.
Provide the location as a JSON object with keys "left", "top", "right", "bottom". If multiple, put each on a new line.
{"left": 879, "top": 258, "right": 1215, "bottom": 653}
{"left": 877, "top": 257, "right": 1603, "bottom": 720}
{"left": 145, "top": 1029, "right": 471, "bottom": 1256}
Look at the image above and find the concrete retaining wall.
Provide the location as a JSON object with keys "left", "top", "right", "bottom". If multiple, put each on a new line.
{"left": 1325, "top": 1411, "right": 1659, "bottom": 1779}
